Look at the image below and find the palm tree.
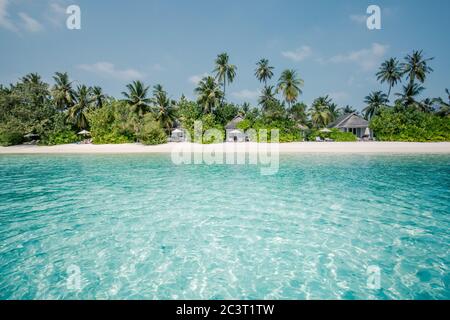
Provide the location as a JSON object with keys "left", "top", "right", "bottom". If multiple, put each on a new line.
{"left": 363, "top": 91, "right": 388, "bottom": 119}
{"left": 341, "top": 105, "right": 357, "bottom": 114}
{"left": 434, "top": 89, "right": 450, "bottom": 117}
{"left": 22, "top": 73, "right": 49, "bottom": 106}
{"left": 240, "top": 102, "right": 251, "bottom": 116}
{"left": 152, "top": 85, "right": 177, "bottom": 134}
{"left": 22, "top": 73, "right": 42, "bottom": 85}
{"left": 376, "top": 58, "right": 402, "bottom": 100}
{"left": 401, "top": 50, "right": 434, "bottom": 86}
{"left": 52, "top": 72, "right": 74, "bottom": 111}
{"left": 92, "top": 86, "right": 106, "bottom": 109}
{"left": 213, "top": 53, "right": 237, "bottom": 104}
{"left": 194, "top": 76, "right": 224, "bottom": 114}
{"left": 395, "top": 83, "right": 425, "bottom": 108}
{"left": 254, "top": 59, "right": 274, "bottom": 87}
{"left": 309, "top": 97, "right": 332, "bottom": 128}
{"left": 419, "top": 98, "right": 435, "bottom": 113}
{"left": 328, "top": 102, "right": 340, "bottom": 122}
{"left": 289, "top": 102, "right": 308, "bottom": 123}
{"left": 122, "top": 80, "right": 151, "bottom": 116}
{"left": 258, "top": 85, "right": 277, "bottom": 113}
{"left": 277, "top": 69, "right": 304, "bottom": 108}
{"left": 69, "top": 85, "right": 93, "bottom": 130}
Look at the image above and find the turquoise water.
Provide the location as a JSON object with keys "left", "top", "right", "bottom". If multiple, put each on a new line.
{"left": 0, "top": 154, "right": 449, "bottom": 300}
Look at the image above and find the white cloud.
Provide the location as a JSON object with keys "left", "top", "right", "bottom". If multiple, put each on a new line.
{"left": 231, "top": 89, "right": 259, "bottom": 101}
{"left": 349, "top": 14, "right": 366, "bottom": 24}
{"left": 328, "top": 43, "right": 388, "bottom": 71}
{"left": 78, "top": 62, "right": 145, "bottom": 81}
{"left": 282, "top": 46, "right": 312, "bottom": 62}
{"left": 46, "top": 1, "right": 67, "bottom": 27}
{"left": 188, "top": 73, "right": 209, "bottom": 84}
{"left": 0, "top": 0, "right": 17, "bottom": 32}
{"left": 18, "top": 12, "right": 43, "bottom": 32}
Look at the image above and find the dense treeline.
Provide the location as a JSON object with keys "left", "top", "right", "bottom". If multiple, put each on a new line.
{"left": 0, "top": 50, "right": 448, "bottom": 146}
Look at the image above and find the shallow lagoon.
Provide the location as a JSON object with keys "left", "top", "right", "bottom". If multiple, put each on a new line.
{"left": 0, "top": 154, "right": 449, "bottom": 299}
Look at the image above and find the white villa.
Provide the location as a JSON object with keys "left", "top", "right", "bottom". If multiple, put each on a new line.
{"left": 328, "top": 113, "right": 373, "bottom": 139}
{"left": 225, "top": 116, "right": 248, "bottom": 142}
{"left": 170, "top": 126, "right": 187, "bottom": 142}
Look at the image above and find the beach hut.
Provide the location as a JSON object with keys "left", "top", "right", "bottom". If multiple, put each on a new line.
{"left": 225, "top": 116, "right": 247, "bottom": 142}
{"left": 170, "top": 128, "right": 186, "bottom": 142}
{"left": 77, "top": 130, "right": 91, "bottom": 144}
{"left": 328, "top": 113, "right": 373, "bottom": 139}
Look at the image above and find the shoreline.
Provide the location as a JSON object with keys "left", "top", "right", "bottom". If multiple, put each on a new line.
{"left": 1, "top": 142, "right": 450, "bottom": 154}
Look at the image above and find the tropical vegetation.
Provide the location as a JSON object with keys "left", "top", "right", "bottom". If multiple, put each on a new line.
{"left": 0, "top": 50, "right": 448, "bottom": 146}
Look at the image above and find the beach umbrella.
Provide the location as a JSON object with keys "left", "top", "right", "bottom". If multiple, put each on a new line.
{"left": 24, "top": 133, "right": 39, "bottom": 139}
{"left": 77, "top": 130, "right": 91, "bottom": 136}
{"left": 320, "top": 128, "right": 332, "bottom": 133}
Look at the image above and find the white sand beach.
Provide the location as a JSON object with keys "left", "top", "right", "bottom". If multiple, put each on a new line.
{"left": 1, "top": 142, "right": 450, "bottom": 154}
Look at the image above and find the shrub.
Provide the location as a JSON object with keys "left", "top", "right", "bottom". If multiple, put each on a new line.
{"left": 139, "top": 115, "right": 167, "bottom": 145}
{"left": 87, "top": 101, "right": 136, "bottom": 144}
{"left": 0, "top": 130, "right": 24, "bottom": 146}
{"left": 306, "top": 129, "right": 357, "bottom": 142}
{"left": 0, "top": 120, "right": 25, "bottom": 146}
{"left": 370, "top": 108, "right": 450, "bottom": 142}
{"left": 41, "top": 130, "right": 78, "bottom": 145}
{"left": 329, "top": 130, "right": 358, "bottom": 142}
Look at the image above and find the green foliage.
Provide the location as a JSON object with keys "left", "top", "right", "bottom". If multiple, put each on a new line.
{"left": 176, "top": 99, "right": 202, "bottom": 132}
{"left": 138, "top": 114, "right": 167, "bottom": 145}
{"left": 0, "top": 121, "right": 24, "bottom": 146}
{"left": 42, "top": 130, "right": 78, "bottom": 145}
{"left": 370, "top": 108, "right": 450, "bottom": 142}
{"left": 306, "top": 129, "right": 357, "bottom": 142}
{"left": 214, "top": 103, "right": 239, "bottom": 125}
{"left": 86, "top": 100, "right": 136, "bottom": 144}
{"left": 329, "top": 130, "right": 358, "bottom": 142}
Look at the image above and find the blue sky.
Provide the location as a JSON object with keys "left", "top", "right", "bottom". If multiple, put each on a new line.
{"left": 1, "top": 0, "right": 449, "bottom": 110}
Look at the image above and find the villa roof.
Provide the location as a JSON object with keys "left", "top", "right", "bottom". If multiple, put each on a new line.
{"left": 225, "top": 116, "right": 245, "bottom": 130}
{"left": 328, "top": 113, "right": 369, "bottom": 129}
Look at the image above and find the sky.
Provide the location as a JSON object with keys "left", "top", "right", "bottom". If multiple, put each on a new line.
{"left": 0, "top": 0, "right": 449, "bottom": 111}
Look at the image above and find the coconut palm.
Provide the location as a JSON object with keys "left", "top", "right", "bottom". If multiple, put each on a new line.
{"left": 213, "top": 53, "right": 237, "bottom": 104}
{"left": 254, "top": 59, "right": 274, "bottom": 87}
{"left": 194, "top": 76, "right": 224, "bottom": 114}
{"left": 22, "top": 73, "right": 49, "bottom": 106}
{"left": 258, "top": 85, "right": 277, "bottom": 113}
{"left": 341, "top": 105, "right": 357, "bottom": 114}
{"left": 69, "top": 85, "right": 93, "bottom": 130}
{"left": 363, "top": 91, "right": 388, "bottom": 119}
{"left": 92, "top": 86, "right": 106, "bottom": 109}
{"left": 395, "top": 83, "right": 425, "bottom": 108}
{"left": 152, "top": 85, "right": 177, "bottom": 134}
{"left": 289, "top": 102, "right": 308, "bottom": 123}
{"left": 277, "top": 69, "right": 304, "bottom": 108}
{"left": 240, "top": 102, "right": 251, "bottom": 116}
{"left": 22, "top": 73, "right": 43, "bottom": 85}
{"left": 309, "top": 97, "right": 333, "bottom": 128}
{"left": 419, "top": 98, "right": 435, "bottom": 113}
{"left": 327, "top": 103, "right": 340, "bottom": 121}
{"left": 376, "top": 58, "right": 402, "bottom": 100}
{"left": 434, "top": 89, "right": 450, "bottom": 117}
{"left": 401, "top": 50, "right": 434, "bottom": 86}
{"left": 122, "top": 80, "right": 151, "bottom": 116}
{"left": 52, "top": 72, "right": 74, "bottom": 111}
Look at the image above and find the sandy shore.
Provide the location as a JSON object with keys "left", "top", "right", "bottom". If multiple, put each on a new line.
{"left": 1, "top": 142, "right": 450, "bottom": 154}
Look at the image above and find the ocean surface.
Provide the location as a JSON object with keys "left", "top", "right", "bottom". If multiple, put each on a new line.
{"left": 0, "top": 154, "right": 449, "bottom": 300}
